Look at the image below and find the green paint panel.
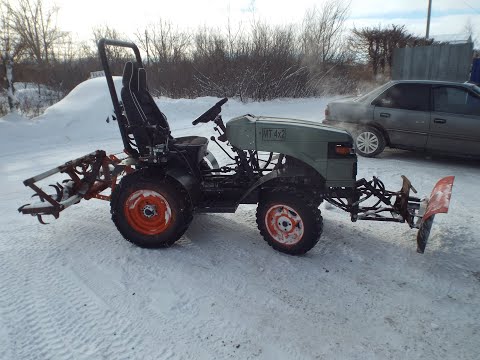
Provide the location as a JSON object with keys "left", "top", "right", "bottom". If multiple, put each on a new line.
{"left": 226, "top": 115, "right": 357, "bottom": 187}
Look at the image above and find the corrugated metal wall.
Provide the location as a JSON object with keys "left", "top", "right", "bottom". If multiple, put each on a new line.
{"left": 392, "top": 43, "right": 474, "bottom": 82}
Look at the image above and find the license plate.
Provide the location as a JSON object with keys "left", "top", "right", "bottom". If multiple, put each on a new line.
{"left": 262, "top": 128, "right": 286, "bottom": 141}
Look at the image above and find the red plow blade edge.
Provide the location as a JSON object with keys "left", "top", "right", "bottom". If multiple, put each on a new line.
{"left": 416, "top": 176, "right": 455, "bottom": 254}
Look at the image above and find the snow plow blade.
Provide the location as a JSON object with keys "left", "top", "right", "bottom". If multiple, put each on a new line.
{"left": 416, "top": 176, "right": 455, "bottom": 254}
{"left": 18, "top": 150, "right": 129, "bottom": 224}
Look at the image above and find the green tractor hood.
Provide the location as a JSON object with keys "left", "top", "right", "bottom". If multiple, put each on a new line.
{"left": 226, "top": 115, "right": 356, "bottom": 187}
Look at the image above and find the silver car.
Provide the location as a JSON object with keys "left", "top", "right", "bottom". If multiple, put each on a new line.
{"left": 323, "top": 80, "right": 480, "bottom": 157}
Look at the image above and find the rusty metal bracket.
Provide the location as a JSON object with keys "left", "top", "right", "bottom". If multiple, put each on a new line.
{"left": 18, "top": 150, "right": 131, "bottom": 223}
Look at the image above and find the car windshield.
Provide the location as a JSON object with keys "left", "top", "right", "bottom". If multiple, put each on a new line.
{"left": 356, "top": 82, "right": 392, "bottom": 103}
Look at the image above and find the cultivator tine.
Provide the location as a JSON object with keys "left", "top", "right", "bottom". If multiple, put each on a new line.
{"left": 31, "top": 193, "right": 44, "bottom": 202}
{"left": 18, "top": 204, "right": 30, "bottom": 212}
{"left": 37, "top": 215, "right": 49, "bottom": 225}
{"left": 49, "top": 184, "right": 63, "bottom": 201}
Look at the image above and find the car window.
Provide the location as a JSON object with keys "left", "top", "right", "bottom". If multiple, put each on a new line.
{"left": 373, "top": 83, "right": 430, "bottom": 111}
{"left": 433, "top": 86, "right": 480, "bottom": 116}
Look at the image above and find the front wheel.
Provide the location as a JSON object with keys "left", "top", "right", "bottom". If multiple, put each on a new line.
{"left": 111, "top": 172, "right": 191, "bottom": 248}
{"left": 355, "top": 127, "right": 386, "bottom": 157}
{"left": 256, "top": 192, "right": 323, "bottom": 255}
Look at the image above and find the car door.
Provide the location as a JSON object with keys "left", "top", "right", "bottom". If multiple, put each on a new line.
{"left": 428, "top": 86, "right": 480, "bottom": 156}
{"left": 372, "top": 83, "right": 431, "bottom": 150}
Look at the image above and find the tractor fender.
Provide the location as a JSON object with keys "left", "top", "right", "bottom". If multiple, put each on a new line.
{"left": 165, "top": 168, "right": 201, "bottom": 207}
{"left": 204, "top": 151, "right": 220, "bottom": 169}
{"left": 238, "top": 166, "right": 315, "bottom": 204}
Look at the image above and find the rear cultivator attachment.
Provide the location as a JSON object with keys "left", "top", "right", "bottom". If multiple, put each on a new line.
{"left": 18, "top": 150, "right": 131, "bottom": 224}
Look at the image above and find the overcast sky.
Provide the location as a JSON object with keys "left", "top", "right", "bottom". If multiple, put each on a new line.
{"left": 51, "top": 0, "right": 480, "bottom": 42}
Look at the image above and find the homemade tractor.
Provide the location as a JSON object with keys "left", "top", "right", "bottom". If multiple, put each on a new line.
{"left": 18, "top": 39, "right": 455, "bottom": 255}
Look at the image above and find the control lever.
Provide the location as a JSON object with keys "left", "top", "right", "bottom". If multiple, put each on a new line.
{"left": 210, "top": 136, "right": 234, "bottom": 160}
{"left": 214, "top": 116, "right": 228, "bottom": 142}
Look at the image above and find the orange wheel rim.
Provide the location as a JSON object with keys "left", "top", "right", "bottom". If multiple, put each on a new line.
{"left": 265, "top": 204, "right": 304, "bottom": 245}
{"left": 124, "top": 190, "right": 173, "bottom": 235}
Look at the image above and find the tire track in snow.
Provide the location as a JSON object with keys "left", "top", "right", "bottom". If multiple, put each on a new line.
{"left": 65, "top": 241, "right": 264, "bottom": 359}
{"left": 56, "top": 209, "right": 312, "bottom": 359}
{"left": 0, "top": 248, "right": 151, "bottom": 360}
{"left": 175, "top": 214, "right": 333, "bottom": 359}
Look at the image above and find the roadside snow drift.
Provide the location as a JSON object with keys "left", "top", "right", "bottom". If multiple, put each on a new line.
{"left": 0, "top": 78, "right": 479, "bottom": 360}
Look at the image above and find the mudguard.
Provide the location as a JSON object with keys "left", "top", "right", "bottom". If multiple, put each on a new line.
{"left": 204, "top": 151, "right": 220, "bottom": 169}
{"left": 165, "top": 167, "right": 200, "bottom": 206}
{"left": 416, "top": 176, "right": 455, "bottom": 253}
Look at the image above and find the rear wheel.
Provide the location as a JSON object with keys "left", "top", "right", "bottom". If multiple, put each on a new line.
{"left": 355, "top": 127, "right": 386, "bottom": 157}
{"left": 111, "top": 172, "right": 191, "bottom": 248}
{"left": 256, "top": 192, "right": 323, "bottom": 255}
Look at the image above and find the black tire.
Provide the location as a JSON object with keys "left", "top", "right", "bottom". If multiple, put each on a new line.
{"left": 355, "top": 126, "right": 386, "bottom": 157}
{"left": 256, "top": 191, "right": 323, "bottom": 255}
{"left": 111, "top": 171, "right": 191, "bottom": 248}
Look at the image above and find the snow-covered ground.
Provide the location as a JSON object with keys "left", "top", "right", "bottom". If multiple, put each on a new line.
{"left": 0, "top": 78, "right": 479, "bottom": 360}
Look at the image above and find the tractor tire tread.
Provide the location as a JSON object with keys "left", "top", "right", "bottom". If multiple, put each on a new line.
{"left": 110, "top": 170, "right": 191, "bottom": 248}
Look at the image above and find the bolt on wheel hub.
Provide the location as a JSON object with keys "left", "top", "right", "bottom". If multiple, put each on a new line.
{"left": 142, "top": 204, "right": 157, "bottom": 218}
{"left": 124, "top": 190, "right": 172, "bottom": 235}
{"left": 278, "top": 217, "right": 293, "bottom": 232}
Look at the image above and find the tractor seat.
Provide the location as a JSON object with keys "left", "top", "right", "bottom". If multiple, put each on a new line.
{"left": 172, "top": 136, "right": 209, "bottom": 164}
{"left": 121, "top": 61, "right": 208, "bottom": 162}
{"left": 172, "top": 136, "right": 208, "bottom": 147}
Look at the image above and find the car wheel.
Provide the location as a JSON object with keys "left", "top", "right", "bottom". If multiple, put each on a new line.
{"left": 355, "top": 127, "right": 386, "bottom": 157}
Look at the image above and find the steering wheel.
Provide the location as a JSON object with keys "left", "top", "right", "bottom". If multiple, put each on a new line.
{"left": 192, "top": 98, "right": 228, "bottom": 125}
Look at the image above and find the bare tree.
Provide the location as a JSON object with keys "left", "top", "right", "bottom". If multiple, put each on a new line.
{"left": 92, "top": 25, "right": 131, "bottom": 63}
{"left": 6, "top": 0, "right": 66, "bottom": 65}
{"left": 298, "top": 1, "right": 351, "bottom": 94}
{"left": 0, "top": 0, "right": 24, "bottom": 111}
{"left": 225, "top": 14, "right": 243, "bottom": 58}
{"left": 300, "top": 1, "right": 350, "bottom": 64}
{"left": 463, "top": 18, "right": 478, "bottom": 48}
{"left": 350, "top": 24, "right": 433, "bottom": 77}
{"left": 134, "top": 21, "right": 192, "bottom": 97}
{"left": 136, "top": 20, "right": 190, "bottom": 64}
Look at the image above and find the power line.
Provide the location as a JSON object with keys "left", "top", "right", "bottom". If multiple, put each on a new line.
{"left": 462, "top": 0, "right": 480, "bottom": 15}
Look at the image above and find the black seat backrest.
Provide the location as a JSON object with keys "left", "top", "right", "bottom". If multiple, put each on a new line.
{"left": 121, "top": 61, "right": 170, "bottom": 155}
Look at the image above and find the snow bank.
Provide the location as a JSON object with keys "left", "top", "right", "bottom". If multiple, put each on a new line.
{"left": 0, "top": 77, "right": 332, "bottom": 155}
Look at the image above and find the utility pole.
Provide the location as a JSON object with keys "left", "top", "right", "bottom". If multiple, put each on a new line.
{"left": 426, "top": 0, "right": 432, "bottom": 39}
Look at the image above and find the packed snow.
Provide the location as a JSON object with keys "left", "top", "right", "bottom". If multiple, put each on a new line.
{"left": 0, "top": 78, "right": 479, "bottom": 360}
